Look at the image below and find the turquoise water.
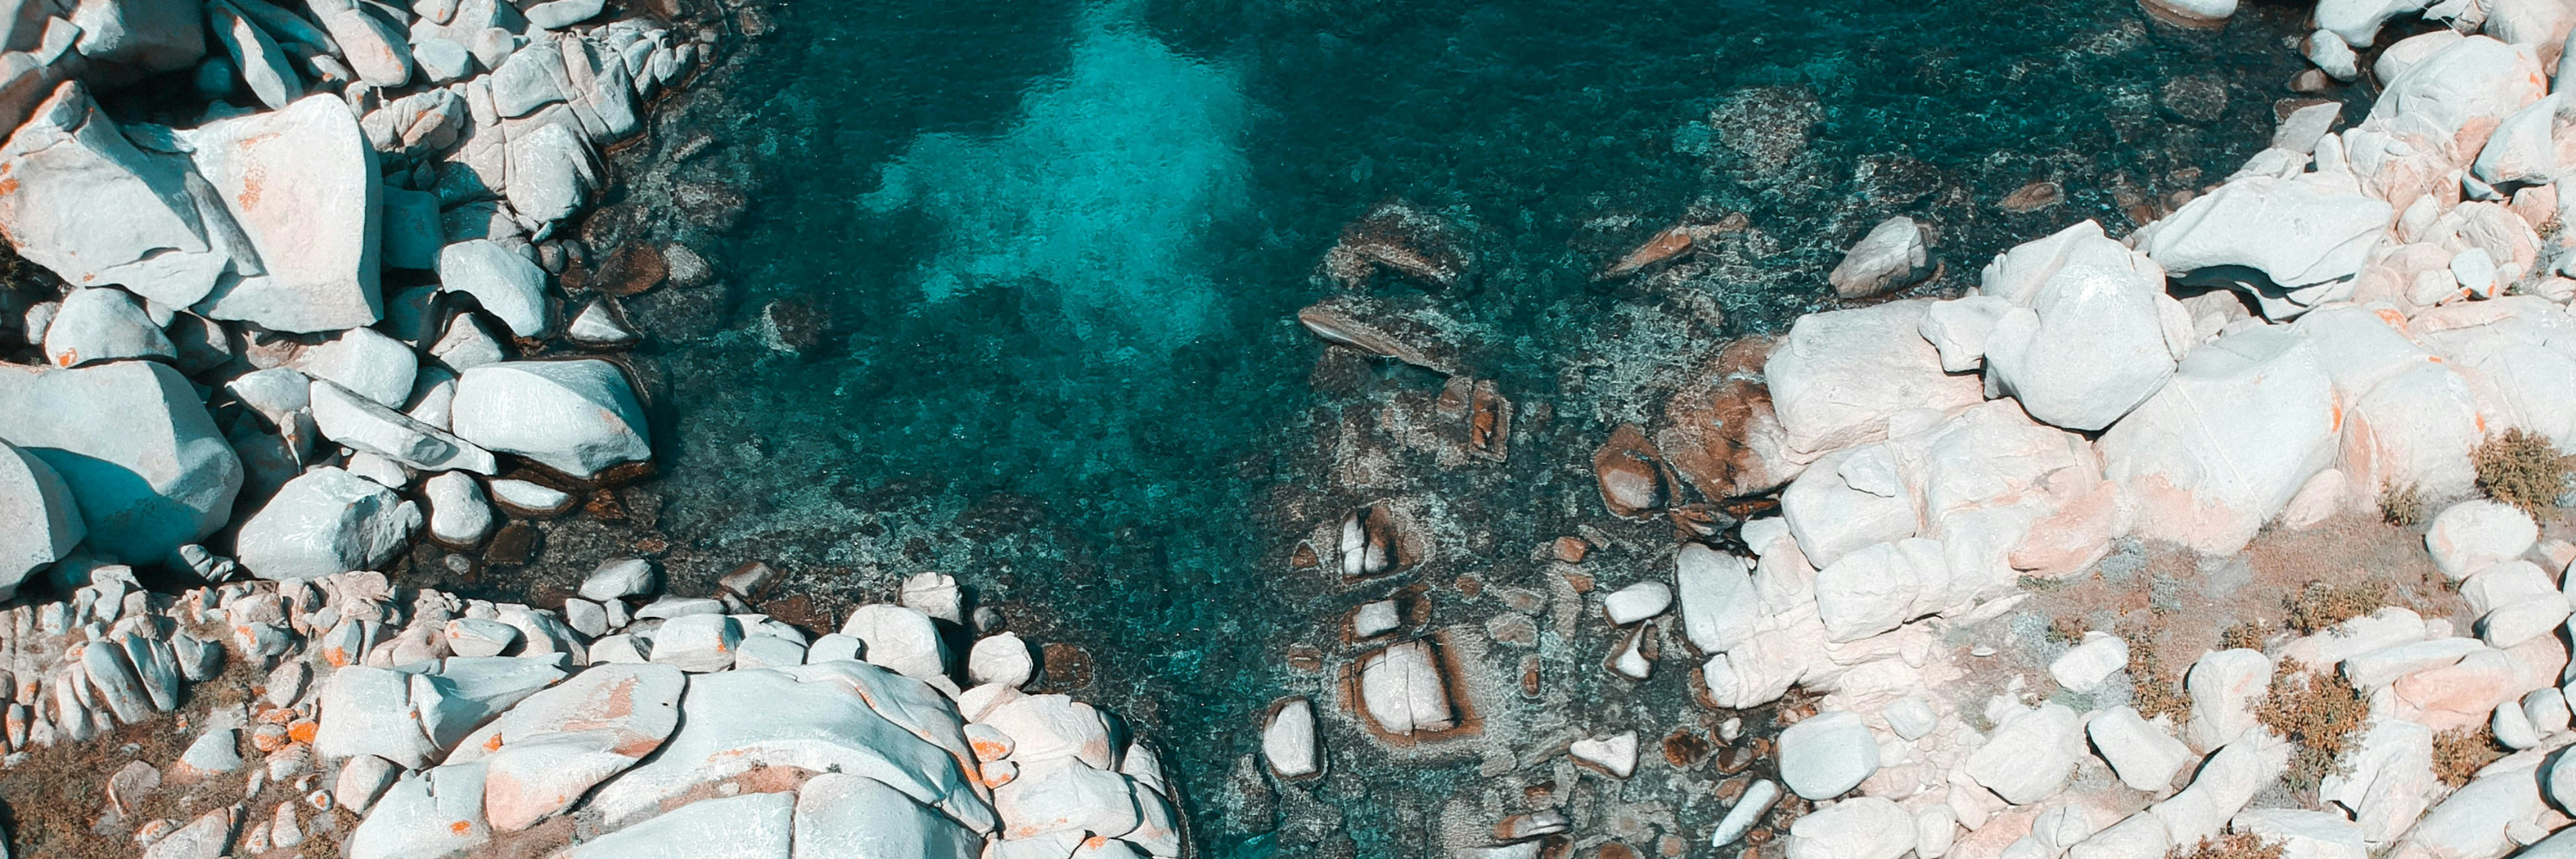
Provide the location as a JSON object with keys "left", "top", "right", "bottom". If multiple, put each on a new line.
{"left": 630, "top": 0, "right": 2321, "bottom": 851}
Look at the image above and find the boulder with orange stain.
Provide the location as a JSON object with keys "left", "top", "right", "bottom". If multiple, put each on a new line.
{"left": 0, "top": 82, "right": 235, "bottom": 310}
{"left": 441, "top": 662, "right": 684, "bottom": 832}
{"left": 1592, "top": 424, "right": 1668, "bottom": 518}
{"left": 1651, "top": 337, "right": 1797, "bottom": 503}
{"left": 179, "top": 92, "right": 385, "bottom": 333}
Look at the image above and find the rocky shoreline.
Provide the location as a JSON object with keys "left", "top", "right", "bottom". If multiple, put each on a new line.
{"left": 5, "top": 0, "right": 2576, "bottom": 857}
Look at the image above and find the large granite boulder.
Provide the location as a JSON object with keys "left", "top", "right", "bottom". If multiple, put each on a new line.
{"left": 232, "top": 466, "right": 417, "bottom": 580}
{"left": 69, "top": 0, "right": 204, "bottom": 72}
{"left": 0, "top": 360, "right": 241, "bottom": 564}
{"left": 444, "top": 662, "right": 683, "bottom": 832}
{"left": 0, "top": 82, "right": 235, "bottom": 309}
{"left": 2366, "top": 35, "right": 2547, "bottom": 137}
{"left": 0, "top": 437, "right": 80, "bottom": 595}
{"left": 450, "top": 360, "right": 650, "bottom": 479}
{"left": 42, "top": 286, "right": 177, "bottom": 368}
{"left": 1981, "top": 221, "right": 2188, "bottom": 430}
{"left": 182, "top": 93, "right": 383, "bottom": 333}
{"left": 2138, "top": 176, "right": 2394, "bottom": 319}
{"left": 1764, "top": 300, "right": 1983, "bottom": 457}
{"left": 2098, "top": 327, "right": 2337, "bottom": 554}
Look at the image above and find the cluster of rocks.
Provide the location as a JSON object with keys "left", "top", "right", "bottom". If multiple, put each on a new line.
{"left": 0, "top": 555, "right": 1176, "bottom": 858}
{"left": 0, "top": 0, "right": 716, "bottom": 595}
{"left": 1512, "top": 12, "right": 2576, "bottom": 859}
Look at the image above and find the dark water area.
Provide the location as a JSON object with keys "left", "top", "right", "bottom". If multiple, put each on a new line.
{"left": 592, "top": 0, "right": 2334, "bottom": 852}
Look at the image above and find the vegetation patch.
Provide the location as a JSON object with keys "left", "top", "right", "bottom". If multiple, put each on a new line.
{"left": 2474, "top": 429, "right": 2573, "bottom": 515}
{"left": 2167, "top": 834, "right": 2286, "bottom": 859}
{"left": 2125, "top": 628, "right": 2191, "bottom": 722}
{"left": 2381, "top": 482, "right": 2427, "bottom": 527}
{"left": 2283, "top": 580, "right": 2389, "bottom": 636}
{"left": 2251, "top": 659, "right": 2370, "bottom": 789}
{"left": 2433, "top": 726, "right": 2506, "bottom": 788}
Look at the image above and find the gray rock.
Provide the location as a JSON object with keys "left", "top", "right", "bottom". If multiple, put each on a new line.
{"left": 70, "top": 0, "right": 204, "bottom": 72}
{"left": 142, "top": 807, "right": 237, "bottom": 859}
{"left": 334, "top": 754, "right": 399, "bottom": 815}
{"left": 486, "top": 38, "right": 565, "bottom": 118}
{"left": 295, "top": 326, "right": 417, "bottom": 408}
{"left": 562, "top": 597, "right": 607, "bottom": 636}
{"left": 488, "top": 478, "right": 572, "bottom": 515}
{"left": 436, "top": 240, "right": 550, "bottom": 337}
{"left": 0, "top": 361, "right": 242, "bottom": 564}
{"left": 122, "top": 631, "right": 181, "bottom": 711}
{"left": 450, "top": 360, "right": 650, "bottom": 479}
{"left": 443, "top": 617, "right": 519, "bottom": 658}
{"left": 181, "top": 94, "right": 383, "bottom": 333}
{"left": 42, "top": 287, "right": 175, "bottom": 368}
{"left": 567, "top": 298, "right": 637, "bottom": 346}
{"left": 344, "top": 760, "right": 489, "bottom": 859}
{"left": 428, "top": 311, "right": 508, "bottom": 370}
{"left": 0, "top": 438, "right": 82, "bottom": 596}
{"left": 233, "top": 466, "right": 418, "bottom": 580}
{"left": 207, "top": 0, "right": 301, "bottom": 110}
{"left": 310, "top": 380, "right": 497, "bottom": 474}
{"left": 173, "top": 632, "right": 223, "bottom": 680}
{"left": 180, "top": 727, "right": 242, "bottom": 773}
{"left": 412, "top": 36, "right": 473, "bottom": 82}
{"left": 0, "top": 82, "right": 233, "bottom": 309}
{"left": 310, "top": 0, "right": 410, "bottom": 87}
{"left": 2089, "top": 705, "right": 2195, "bottom": 791}
{"left": 524, "top": 0, "right": 602, "bottom": 29}
{"left": 82, "top": 638, "right": 153, "bottom": 724}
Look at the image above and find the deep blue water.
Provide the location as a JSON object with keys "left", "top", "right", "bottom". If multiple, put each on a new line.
{"left": 634, "top": 0, "right": 2321, "bottom": 850}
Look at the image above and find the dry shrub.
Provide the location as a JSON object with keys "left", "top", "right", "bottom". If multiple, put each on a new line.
{"left": 2433, "top": 726, "right": 2506, "bottom": 788}
{"left": 2475, "top": 429, "right": 2573, "bottom": 515}
{"left": 2283, "top": 580, "right": 2389, "bottom": 636}
{"left": 2382, "top": 483, "right": 2427, "bottom": 527}
{"left": 2128, "top": 635, "right": 2191, "bottom": 722}
{"left": 2252, "top": 659, "right": 2370, "bottom": 787}
{"left": 2218, "top": 621, "right": 2269, "bottom": 651}
{"left": 2046, "top": 615, "right": 2088, "bottom": 646}
{"left": 2167, "top": 834, "right": 2286, "bottom": 859}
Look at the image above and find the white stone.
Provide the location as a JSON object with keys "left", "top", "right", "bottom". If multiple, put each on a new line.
{"left": 568, "top": 298, "right": 639, "bottom": 347}
{"left": 992, "top": 758, "right": 1141, "bottom": 843}
{"left": 441, "top": 662, "right": 683, "bottom": 832}
{"left": 1983, "top": 221, "right": 2184, "bottom": 430}
{"left": 2089, "top": 705, "right": 2195, "bottom": 792}
{"left": 841, "top": 604, "right": 948, "bottom": 682}
{"left": 43, "top": 286, "right": 174, "bottom": 368}
{"left": 234, "top": 467, "right": 417, "bottom": 580}
{"left": 1921, "top": 295, "right": 2012, "bottom": 372}
{"left": 2474, "top": 98, "right": 2558, "bottom": 186}
{"left": 1966, "top": 702, "right": 2080, "bottom": 804}
{"left": 968, "top": 632, "right": 1033, "bottom": 688}
{"left": 1778, "top": 710, "right": 1879, "bottom": 800}
{"left": 1358, "top": 640, "right": 1453, "bottom": 736}
{"left": 1781, "top": 445, "right": 1919, "bottom": 570}
{"left": 1787, "top": 796, "right": 1915, "bottom": 859}
{"left": 579, "top": 557, "right": 657, "bottom": 600}
{"left": 489, "top": 478, "right": 573, "bottom": 515}
{"left": 1263, "top": 697, "right": 1318, "bottom": 779}
{"left": 898, "top": 571, "right": 963, "bottom": 623}
{"left": 182, "top": 94, "right": 384, "bottom": 333}
{"left": 422, "top": 472, "right": 494, "bottom": 545}
{"left": 648, "top": 613, "right": 740, "bottom": 673}
{"left": 310, "top": 380, "right": 497, "bottom": 474}
{"left": 314, "top": 666, "right": 435, "bottom": 768}
{"left": 0, "top": 82, "right": 233, "bottom": 309}
{"left": 1714, "top": 780, "right": 1782, "bottom": 847}
{"left": 437, "top": 240, "right": 550, "bottom": 337}
{"left": 2150, "top": 732, "right": 2289, "bottom": 844}
{"left": 0, "top": 437, "right": 81, "bottom": 595}
{"left": 2463, "top": 560, "right": 2570, "bottom": 647}
{"left": 295, "top": 327, "right": 416, "bottom": 408}
{"left": 2137, "top": 176, "right": 2393, "bottom": 318}
{"left": 450, "top": 360, "right": 652, "bottom": 479}
{"left": 2185, "top": 649, "right": 2273, "bottom": 749}
{"left": 2305, "top": 30, "right": 2361, "bottom": 81}
{"left": 1674, "top": 544, "right": 1759, "bottom": 654}
{"left": 1352, "top": 600, "right": 1401, "bottom": 638}
{"left": 0, "top": 361, "right": 241, "bottom": 564}
{"left": 1602, "top": 581, "right": 1672, "bottom": 625}
{"left": 2393, "top": 761, "right": 2545, "bottom": 859}
{"left": 1883, "top": 696, "right": 1935, "bottom": 740}
{"left": 2494, "top": 699, "right": 2541, "bottom": 749}
{"left": 504, "top": 122, "right": 599, "bottom": 225}
{"left": 2050, "top": 632, "right": 2129, "bottom": 693}
{"left": 2370, "top": 35, "right": 2547, "bottom": 134}
{"left": 179, "top": 726, "right": 240, "bottom": 773}
{"left": 2524, "top": 687, "right": 2570, "bottom": 735}
{"left": 1571, "top": 730, "right": 1638, "bottom": 778}
{"left": 2273, "top": 101, "right": 2345, "bottom": 154}
{"left": 2427, "top": 500, "right": 2539, "bottom": 580}
{"left": 430, "top": 312, "right": 507, "bottom": 371}
{"left": 335, "top": 755, "right": 398, "bottom": 815}
{"left": 2319, "top": 718, "right": 2438, "bottom": 844}
{"left": 1829, "top": 216, "right": 1931, "bottom": 298}
{"left": 733, "top": 635, "right": 805, "bottom": 669}
{"left": 443, "top": 617, "right": 519, "bottom": 658}
{"left": 2318, "top": 0, "right": 2437, "bottom": 46}
{"left": 1765, "top": 299, "right": 1985, "bottom": 456}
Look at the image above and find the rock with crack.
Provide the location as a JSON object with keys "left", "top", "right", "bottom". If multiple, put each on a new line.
{"left": 2097, "top": 328, "right": 2336, "bottom": 555}
{"left": 181, "top": 92, "right": 385, "bottom": 333}
{"left": 442, "top": 662, "right": 683, "bottom": 832}
{"left": 42, "top": 286, "right": 176, "bottom": 368}
{"left": 1358, "top": 639, "right": 1454, "bottom": 736}
{"left": 233, "top": 466, "right": 418, "bottom": 580}
{"left": 1262, "top": 697, "right": 1318, "bottom": 779}
{"left": 0, "top": 82, "right": 235, "bottom": 323}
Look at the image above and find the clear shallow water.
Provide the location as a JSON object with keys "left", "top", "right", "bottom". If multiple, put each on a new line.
{"left": 624, "top": 0, "right": 2320, "bottom": 851}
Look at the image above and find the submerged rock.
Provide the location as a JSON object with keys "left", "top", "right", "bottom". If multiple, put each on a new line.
{"left": 1321, "top": 201, "right": 1470, "bottom": 290}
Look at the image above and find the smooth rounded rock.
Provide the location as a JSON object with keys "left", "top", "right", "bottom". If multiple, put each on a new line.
{"left": 233, "top": 467, "right": 418, "bottom": 580}
{"left": 450, "top": 360, "right": 650, "bottom": 479}
{"left": 1777, "top": 710, "right": 1879, "bottom": 800}
{"left": 42, "top": 286, "right": 174, "bottom": 368}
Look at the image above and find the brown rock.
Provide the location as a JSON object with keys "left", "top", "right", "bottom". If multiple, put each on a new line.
{"left": 592, "top": 244, "right": 667, "bottom": 296}
{"left": 1653, "top": 338, "right": 1789, "bottom": 503}
{"left": 1323, "top": 202, "right": 1470, "bottom": 289}
{"left": 1593, "top": 424, "right": 1667, "bottom": 518}
{"left": 1598, "top": 213, "right": 1752, "bottom": 279}
{"left": 2000, "top": 180, "right": 2065, "bottom": 213}
{"left": 1551, "top": 537, "right": 1589, "bottom": 564}
{"left": 1295, "top": 295, "right": 1460, "bottom": 374}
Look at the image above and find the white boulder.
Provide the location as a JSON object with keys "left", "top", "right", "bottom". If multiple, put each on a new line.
{"left": 1828, "top": 216, "right": 1931, "bottom": 298}
{"left": 1983, "top": 221, "right": 2185, "bottom": 430}
{"left": 1263, "top": 697, "right": 1318, "bottom": 779}
{"left": 0, "top": 438, "right": 81, "bottom": 595}
{"left": 841, "top": 604, "right": 949, "bottom": 682}
{"left": 2137, "top": 176, "right": 2394, "bottom": 319}
{"left": 1765, "top": 299, "right": 1984, "bottom": 456}
{"left": 437, "top": 240, "right": 550, "bottom": 338}
{"left": 2088, "top": 705, "right": 2194, "bottom": 792}
{"left": 233, "top": 466, "right": 418, "bottom": 580}
{"left": 1358, "top": 639, "right": 1454, "bottom": 736}
{"left": 1778, "top": 710, "right": 1879, "bottom": 800}
{"left": 1787, "top": 796, "right": 1914, "bottom": 859}
{"left": 422, "top": 472, "right": 495, "bottom": 546}
{"left": 2098, "top": 328, "right": 2337, "bottom": 554}
{"left": 2427, "top": 500, "right": 2539, "bottom": 580}
{"left": 1965, "top": 703, "right": 2081, "bottom": 804}
{"left": 182, "top": 93, "right": 384, "bottom": 333}
{"left": 450, "top": 360, "right": 651, "bottom": 479}
{"left": 0, "top": 361, "right": 241, "bottom": 564}
{"left": 43, "top": 286, "right": 174, "bottom": 368}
